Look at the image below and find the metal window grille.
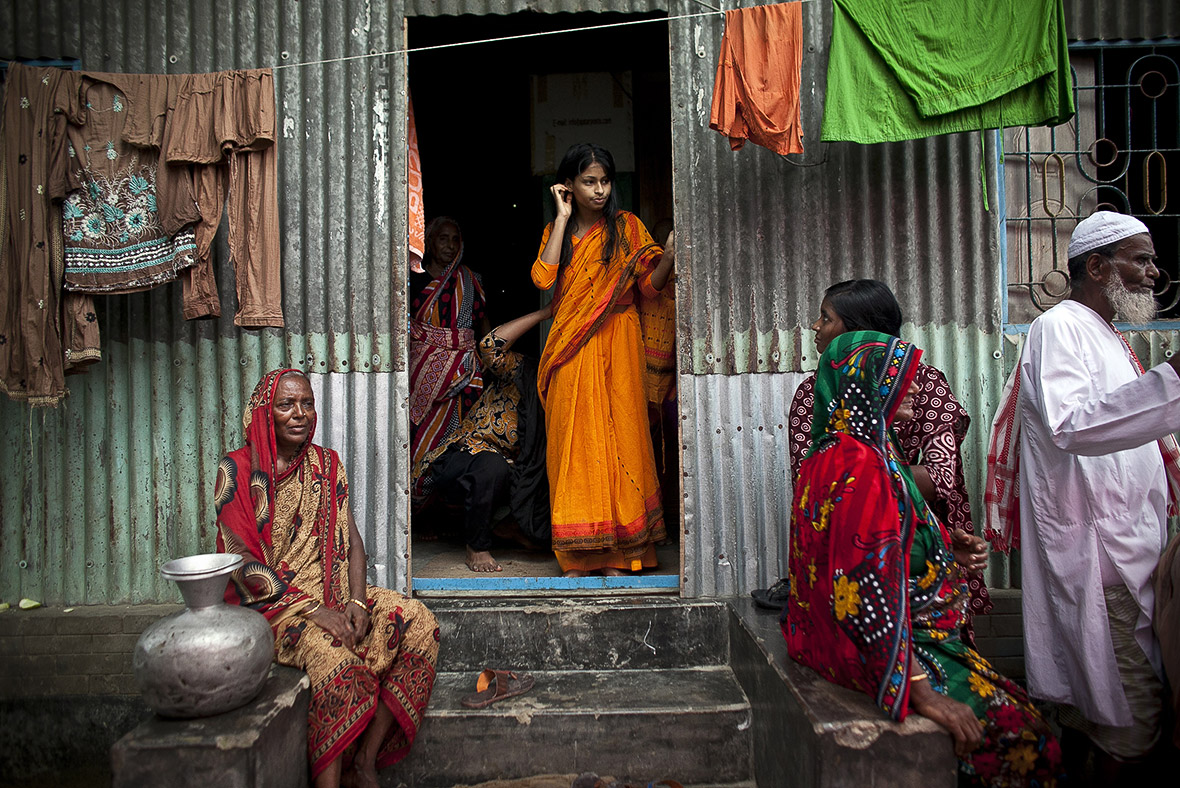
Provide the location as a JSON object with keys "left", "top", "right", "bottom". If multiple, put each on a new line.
{"left": 1003, "top": 42, "right": 1179, "bottom": 326}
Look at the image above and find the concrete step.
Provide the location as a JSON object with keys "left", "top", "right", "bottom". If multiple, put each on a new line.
{"left": 384, "top": 666, "right": 753, "bottom": 788}
{"left": 430, "top": 598, "right": 729, "bottom": 673}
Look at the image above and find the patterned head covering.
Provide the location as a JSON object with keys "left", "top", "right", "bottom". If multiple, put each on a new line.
{"left": 810, "top": 330, "right": 928, "bottom": 520}
{"left": 216, "top": 368, "right": 322, "bottom": 616}
{"left": 241, "top": 368, "right": 316, "bottom": 527}
{"left": 811, "top": 331, "right": 922, "bottom": 449}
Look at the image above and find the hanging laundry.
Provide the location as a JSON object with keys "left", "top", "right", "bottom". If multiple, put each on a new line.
{"left": 709, "top": 2, "right": 804, "bottom": 156}
{"left": 407, "top": 93, "right": 425, "bottom": 274}
{"left": 822, "top": 0, "right": 1073, "bottom": 143}
{"left": 0, "top": 63, "right": 100, "bottom": 406}
{"left": 55, "top": 72, "right": 201, "bottom": 293}
{"left": 136, "top": 68, "right": 283, "bottom": 328}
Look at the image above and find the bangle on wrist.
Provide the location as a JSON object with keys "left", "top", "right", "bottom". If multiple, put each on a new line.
{"left": 303, "top": 600, "right": 322, "bottom": 617}
{"left": 909, "top": 671, "right": 927, "bottom": 683}
{"left": 349, "top": 598, "right": 368, "bottom": 612}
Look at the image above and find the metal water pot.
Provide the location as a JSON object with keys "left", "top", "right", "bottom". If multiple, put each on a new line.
{"left": 133, "top": 553, "right": 275, "bottom": 718}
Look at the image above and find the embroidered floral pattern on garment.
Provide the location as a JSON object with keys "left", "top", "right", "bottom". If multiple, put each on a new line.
{"left": 20, "top": 97, "right": 29, "bottom": 108}
{"left": 62, "top": 162, "right": 197, "bottom": 292}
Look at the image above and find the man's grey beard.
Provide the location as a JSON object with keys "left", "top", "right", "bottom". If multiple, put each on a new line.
{"left": 1103, "top": 276, "right": 1157, "bottom": 324}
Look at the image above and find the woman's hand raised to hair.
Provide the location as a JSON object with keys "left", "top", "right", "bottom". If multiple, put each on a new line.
{"left": 308, "top": 606, "right": 358, "bottom": 649}
{"left": 550, "top": 183, "right": 572, "bottom": 222}
{"left": 909, "top": 677, "right": 983, "bottom": 758}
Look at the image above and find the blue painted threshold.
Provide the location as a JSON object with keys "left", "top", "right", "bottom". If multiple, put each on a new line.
{"left": 412, "top": 574, "right": 681, "bottom": 592}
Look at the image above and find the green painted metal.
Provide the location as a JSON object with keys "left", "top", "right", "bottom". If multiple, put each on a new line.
{"left": 0, "top": 0, "right": 410, "bottom": 606}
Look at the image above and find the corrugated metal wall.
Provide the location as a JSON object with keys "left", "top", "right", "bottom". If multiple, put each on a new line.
{"left": 673, "top": 0, "right": 1180, "bottom": 596}
{"left": 1067, "top": 0, "right": 1180, "bottom": 42}
{"left": 670, "top": 0, "right": 1009, "bottom": 595}
{"left": 0, "top": 0, "right": 412, "bottom": 604}
{"left": 4, "top": 0, "right": 1177, "bottom": 605}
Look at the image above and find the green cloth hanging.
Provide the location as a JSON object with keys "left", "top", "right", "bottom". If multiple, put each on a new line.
{"left": 821, "top": 0, "right": 1074, "bottom": 144}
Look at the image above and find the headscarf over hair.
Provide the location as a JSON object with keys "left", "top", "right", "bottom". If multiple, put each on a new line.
{"left": 810, "top": 330, "right": 930, "bottom": 556}
{"left": 786, "top": 331, "right": 951, "bottom": 720}
{"left": 810, "top": 332, "right": 916, "bottom": 453}
{"left": 216, "top": 368, "right": 338, "bottom": 619}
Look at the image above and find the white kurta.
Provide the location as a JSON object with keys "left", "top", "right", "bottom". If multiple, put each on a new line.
{"left": 1018, "top": 299, "right": 1180, "bottom": 726}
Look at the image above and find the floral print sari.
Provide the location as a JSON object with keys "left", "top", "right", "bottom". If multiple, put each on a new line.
{"left": 783, "top": 332, "right": 1061, "bottom": 787}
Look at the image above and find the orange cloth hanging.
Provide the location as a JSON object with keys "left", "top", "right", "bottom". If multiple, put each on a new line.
{"left": 407, "top": 94, "right": 425, "bottom": 273}
{"left": 709, "top": 2, "right": 805, "bottom": 156}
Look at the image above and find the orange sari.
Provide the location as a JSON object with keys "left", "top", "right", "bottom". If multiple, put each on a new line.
{"left": 532, "top": 211, "right": 669, "bottom": 572}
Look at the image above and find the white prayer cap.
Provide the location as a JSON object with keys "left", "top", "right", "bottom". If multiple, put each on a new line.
{"left": 1068, "top": 211, "right": 1150, "bottom": 259}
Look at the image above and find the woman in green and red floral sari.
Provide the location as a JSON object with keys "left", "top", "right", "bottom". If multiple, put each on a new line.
{"left": 783, "top": 331, "right": 1062, "bottom": 787}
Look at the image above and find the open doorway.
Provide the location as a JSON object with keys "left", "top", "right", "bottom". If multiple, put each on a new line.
{"left": 407, "top": 11, "right": 678, "bottom": 592}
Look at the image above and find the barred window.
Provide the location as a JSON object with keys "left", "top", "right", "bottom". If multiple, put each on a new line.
{"left": 1003, "top": 42, "right": 1179, "bottom": 326}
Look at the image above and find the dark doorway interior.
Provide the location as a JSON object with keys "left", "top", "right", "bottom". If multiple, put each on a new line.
{"left": 407, "top": 11, "right": 677, "bottom": 583}
{"left": 408, "top": 10, "right": 673, "bottom": 340}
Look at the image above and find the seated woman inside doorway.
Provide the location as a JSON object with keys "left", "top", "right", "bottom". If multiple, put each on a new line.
{"left": 414, "top": 305, "right": 555, "bottom": 573}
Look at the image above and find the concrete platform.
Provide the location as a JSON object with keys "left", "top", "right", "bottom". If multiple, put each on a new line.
{"left": 727, "top": 597, "right": 958, "bottom": 788}
{"left": 110, "top": 665, "right": 310, "bottom": 788}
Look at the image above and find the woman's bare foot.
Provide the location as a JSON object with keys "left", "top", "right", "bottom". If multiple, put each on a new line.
{"left": 562, "top": 569, "right": 587, "bottom": 578}
{"left": 601, "top": 567, "right": 626, "bottom": 577}
{"left": 341, "top": 761, "right": 379, "bottom": 788}
{"left": 466, "top": 545, "right": 502, "bottom": 573}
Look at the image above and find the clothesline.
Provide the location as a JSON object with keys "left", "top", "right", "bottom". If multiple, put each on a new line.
{"left": 272, "top": 0, "right": 819, "bottom": 71}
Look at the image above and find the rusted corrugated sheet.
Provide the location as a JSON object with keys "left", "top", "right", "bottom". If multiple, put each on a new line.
{"left": 406, "top": 0, "right": 668, "bottom": 17}
{"left": 670, "top": 0, "right": 1002, "bottom": 378}
{"left": 670, "top": 0, "right": 1007, "bottom": 595}
{"left": 1066, "top": 0, "right": 1180, "bottom": 42}
{"left": 0, "top": 0, "right": 410, "bottom": 605}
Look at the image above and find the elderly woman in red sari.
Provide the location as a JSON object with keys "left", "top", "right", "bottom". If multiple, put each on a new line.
{"left": 784, "top": 331, "right": 1062, "bottom": 787}
{"left": 410, "top": 217, "right": 491, "bottom": 476}
{"left": 216, "top": 369, "right": 439, "bottom": 788}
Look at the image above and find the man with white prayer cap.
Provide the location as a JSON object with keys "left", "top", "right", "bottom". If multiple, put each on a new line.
{"left": 984, "top": 210, "right": 1180, "bottom": 784}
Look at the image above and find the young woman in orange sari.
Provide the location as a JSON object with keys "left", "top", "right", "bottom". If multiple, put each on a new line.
{"left": 531, "top": 143, "right": 675, "bottom": 577}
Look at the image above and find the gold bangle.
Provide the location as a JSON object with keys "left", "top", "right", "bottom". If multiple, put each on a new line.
{"left": 909, "top": 672, "right": 927, "bottom": 683}
{"left": 303, "top": 600, "right": 322, "bottom": 617}
{"left": 349, "top": 598, "right": 368, "bottom": 612}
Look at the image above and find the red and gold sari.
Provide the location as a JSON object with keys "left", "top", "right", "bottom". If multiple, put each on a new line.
{"left": 532, "top": 211, "right": 671, "bottom": 572}
{"left": 216, "top": 368, "right": 439, "bottom": 779}
{"left": 409, "top": 252, "right": 486, "bottom": 473}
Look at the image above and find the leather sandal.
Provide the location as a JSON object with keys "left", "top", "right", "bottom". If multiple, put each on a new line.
{"left": 460, "top": 669, "right": 536, "bottom": 709}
